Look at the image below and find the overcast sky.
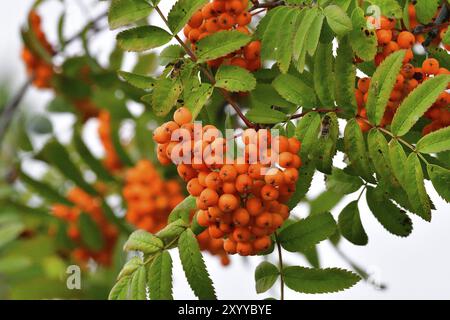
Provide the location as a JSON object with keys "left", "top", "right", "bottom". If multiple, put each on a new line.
{"left": 1, "top": 0, "right": 449, "bottom": 300}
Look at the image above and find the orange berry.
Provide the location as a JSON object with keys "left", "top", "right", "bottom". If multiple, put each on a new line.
{"left": 153, "top": 126, "right": 171, "bottom": 144}
{"left": 383, "top": 41, "right": 399, "bottom": 56}
{"left": 223, "top": 238, "right": 237, "bottom": 254}
{"left": 357, "top": 78, "right": 371, "bottom": 93}
{"left": 283, "top": 167, "right": 299, "bottom": 184}
{"left": 201, "top": 3, "right": 216, "bottom": 19}
{"left": 236, "top": 242, "right": 252, "bottom": 256}
{"left": 260, "top": 184, "right": 279, "bottom": 201}
{"left": 219, "top": 164, "right": 238, "bottom": 182}
{"left": 278, "top": 152, "right": 294, "bottom": 168}
{"left": 422, "top": 58, "right": 440, "bottom": 75}
{"left": 397, "top": 31, "right": 415, "bottom": 49}
{"left": 377, "top": 29, "right": 392, "bottom": 45}
{"left": 218, "top": 194, "right": 240, "bottom": 213}
{"left": 188, "top": 28, "right": 201, "bottom": 42}
{"left": 218, "top": 13, "right": 235, "bottom": 29}
{"left": 243, "top": 41, "right": 261, "bottom": 60}
{"left": 222, "top": 181, "right": 237, "bottom": 194}
{"left": 253, "top": 236, "right": 271, "bottom": 251}
{"left": 235, "top": 174, "right": 253, "bottom": 193}
{"left": 187, "top": 178, "right": 205, "bottom": 196}
{"left": 208, "top": 224, "right": 225, "bottom": 239}
{"left": 205, "top": 172, "right": 222, "bottom": 190}
{"left": 197, "top": 210, "right": 211, "bottom": 227}
{"left": 212, "top": 0, "right": 226, "bottom": 14}
{"left": 200, "top": 188, "right": 219, "bottom": 207}
{"left": 236, "top": 12, "right": 251, "bottom": 26}
{"left": 255, "top": 212, "right": 273, "bottom": 228}
{"left": 246, "top": 197, "right": 263, "bottom": 216}
{"left": 232, "top": 208, "right": 250, "bottom": 226}
{"left": 173, "top": 107, "right": 192, "bottom": 125}
{"left": 205, "top": 17, "right": 220, "bottom": 32}
{"left": 226, "top": 0, "right": 245, "bottom": 14}
{"left": 230, "top": 57, "right": 248, "bottom": 69}
{"left": 288, "top": 137, "right": 301, "bottom": 154}
{"left": 264, "top": 168, "right": 284, "bottom": 187}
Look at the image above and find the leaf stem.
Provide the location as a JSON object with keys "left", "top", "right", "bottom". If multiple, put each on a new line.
{"left": 275, "top": 232, "right": 285, "bottom": 300}
{"left": 249, "top": 0, "right": 285, "bottom": 12}
{"left": 153, "top": 5, "right": 257, "bottom": 129}
{"left": 289, "top": 107, "right": 343, "bottom": 120}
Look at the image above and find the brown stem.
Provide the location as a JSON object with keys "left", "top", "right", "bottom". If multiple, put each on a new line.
{"left": 275, "top": 233, "right": 285, "bottom": 301}
{"left": 154, "top": 5, "right": 256, "bottom": 129}
{"left": 249, "top": 1, "right": 285, "bottom": 12}
{"left": 289, "top": 107, "right": 343, "bottom": 120}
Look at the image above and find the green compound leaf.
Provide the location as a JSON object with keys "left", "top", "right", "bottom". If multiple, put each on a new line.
{"left": 109, "top": 275, "right": 131, "bottom": 300}
{"left": 215, "top": 65, "right": 256, "bottom": 92}
{"left": 283, "top": 266, "right": 361, "bottom": 294}
{"left": 427, "top": 164, "right": 450, "bottom": 202}
{"left": 338, "top": 201, "right": 368, "bottom": 246}
{"left": 148, "top": 251, "right": 173, "bottom": 300}
{"left": 178, "top": 229, "right": 216, "bottom": 300}
{"left": 117, "top": 26, "right": 172, "bottom": 52}
{"left": 366, "top": 186, "right": 413, "bottom": 237}
{"left": 366, "top": 50, "right": 405, "bottom": 125}
{"left": 108, "top": 0, "right": 153, "bottom": 30}
{"left": 123, "top": 230, "right": 164, "bottom": 254}
{"left": 196, "top": 31, "right": 251, "bottom": 63}
{"left": 278, "top": 212, "right": 337, "bottom": 252}
{"left": 254, "top": 261, "right": 279, "bottom": 294}
{"left": 416, "top": 126, "right": 450, "bottom": 154}
{"left": 344, "top": 119, "right": 375, "bottom": 183}
{"left": 391, "top": 75, "right": 450, "bottom": 136}
{"left": 117, "top": 257, "right": 143, "bottom": 281}
{"left": 167, "top": 0, "right": 209, "bottom": 35}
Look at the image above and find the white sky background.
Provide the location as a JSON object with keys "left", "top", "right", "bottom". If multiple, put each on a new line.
{"left": 1, "top": 0, "right": 450, "bottom": 300}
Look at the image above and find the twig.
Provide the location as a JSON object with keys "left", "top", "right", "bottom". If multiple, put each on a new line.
{"left": 0, "top": 77, "right": 33, "bottom": 145}
{"left": 289, "top": 107, "right": 343, "bottom": 120}
{"left": 275, "top": 233, "right": 285, "bottom": 300}
{"left": 249, "top": 1, "right": 285, "bottom": 12}
{"left": 153, "top": 5, "right": 257, "bottom": 129}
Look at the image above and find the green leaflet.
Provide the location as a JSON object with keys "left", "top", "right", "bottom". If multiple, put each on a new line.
{"left": 250, "top": 83, "right": 295, "bottom": 109}
{"left": 366, "top": 186, "right": 413, "bottom": 237}
{"left": 338, "top": 201, "right": 368, "bottom": 246}
{"left": 168, "top": 196, "right": 197, "bottom": 223}
{"left": 313, "top": 42, "right": 335, "bottom": 106}
{"left": 344, "top": 119, "right": 375, "bottom": 183}
{"left": 283, "top": 266, "right": 360, "bottom": 294}
{"left": 335, "top": 37, "right": 357, "bottom": 113}
{"left": 215, "top": 65, "right": 257, "bottom": 92}
{"left": 159, "top": 45, "right": 185, "bottom": 66}
{"left": 130, "top": 266, "right": 147, "bottom": 300}
{"left": 109, "top": 275, "right": 131, "bottom": 300}
{"left": 254, "top": 261, "right": 279, "bottom": 294}
{"left": 323, "top": 5, "right": 353, "bottom": 36}
{"left": 388, "top": 139, "right": 408, "bottom": 187}
{"left": 272, "top": 73, "right": 316, "bottom": 108}
{"left": 261, "top": 7, "right": 291, "bottom": 61}
{"left": 108, "top": 0, "right": 153, "bottom": 30}
{"left": 117, "top": 257, "right": 143, "bottom": 281}
{"left": 367, "top": 129, "right": 399, "bottom": 186}
{"left": 148, "top": 251, "right": 173, "bottom": 300}
{"left": 39, "top": 139, "right": 98, "bottom": 196}
{"left": 313, "top": 113, "right": 339, "bottom": 174}
{"left": 117, "top": 26, "right": 172, "bottom": 52}
{"left": 144, "top": 78, "right": 183, "bottom": 117}
{"left": 245, "top": 107, "right": 287, "bottom": 124}
{"left": 78, "top": 213, "right": 104, "bottom": 251}
{"left": 178, "top": 229, "right": 216, "bottom": 300}
{"left": 310, "top": 190, "right": 344, "bottom": 216}
{"left": 349, "top": 7, "right": 377, "bottom": 61}
{"left": 167, "top": 0, "right": 209, "bottom": 34}
{"left": 278, "top": 212, "right": 337, "bottom": 252}
{"left": 366, "top": 50, "right": 405, "bottom": 125}
{"left": 415, "top": 0, "right": 440, "bottom": 24}
{"left": 391, "top": 75, "right": 450, "bottom": 136}
{"left": 156, "top": 219, "right": 188, "bottom": 247}
{"left": 367, "top": 0, "right": 402, "bottom": 18}
{"left": 275, "top": 8, "right": 301, "bottom": 73}
{"left": 295, "top": 112, "right": 321, "bottom": 160}
{"left": 293, "top": 7, "right": 319, "bottom": 72}
{"left": 416, "top": 126, "right": 450, "bottom": 154}
{"left": 404, "top": 153, "right": 431, "bottom": 221}
{"left": 427, "top": 164, "right": 450, "bottom": 202}
{"left": 287, "top": 158, "right": 315, "bottom": 210}
{"left": 326, "top": 167, "right": 363, "bottom": 195}
{"left": 185, "top": 83, "right": 213, "bottom": 120}
{"left": 73, "top": 129, "right": 115, "bottom": 183}
{"left": 123, "top": 230, "right": 164, "bottom": 254}
{"left": 196, "top": 31, "right": 251, "bottom": 63}
{"left": 18, "top": 170, "right": 72, "bottom": 206}
{"left": 306, "top": 11, "right": 324, "bottom": 56}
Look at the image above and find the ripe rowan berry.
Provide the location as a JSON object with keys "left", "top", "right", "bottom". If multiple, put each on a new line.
{"left": 422, "top": 58, "right": 440, "bottom": 75}
{"left": 261, "top": 184, "right": 279, "bottom": 201}
{"left": 236, "top": 12, "right": 251, "bottom": 26}
{"left": 218, "top": 194, "right": 240, "bottom": 212}
{"left": 397, "top": 31, "right": 415, "bottom": 49}
{"left": 235, "top": 174, "right": 253, "bottom": 193}
{"left": 174, "top": 107, "right": 193, "bottom": 126}
{"left": 243, "top": 41, "right": 261, "bottom": 60}
{"left": 253, "top": 236, "right": 271, "bottom": 251}
{"left": 218, "top": 13, "right": 235, "bottom": 29}
{"left": 236, "top": 242, "right": 252, "bottom": 256}
{"left": 232, "top": 208, "right": 250, "bottom": 226}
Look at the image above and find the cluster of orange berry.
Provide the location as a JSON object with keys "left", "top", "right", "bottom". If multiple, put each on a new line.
{"left": 21, "top": 10, "right": 54, "bottom": 89}
{"left": 123, "top": 160, "right": 184, "bottom": 233}
{"left": 98, "top": 111, "right": 123, "bottom": 172}
{"left": 153, "top": 107, "right": 302, "bottom": 256}
{"left": 51, "top": 187, "right": 118, "bottom": 266}
{"left": 370, "top": 4, "right": 449, "bottom": 67}
{"left": 183, "top": 0, "right": 262, "bottom": 71}
{"left": 355, "top": 59, "right": 450, "bottom": 134}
